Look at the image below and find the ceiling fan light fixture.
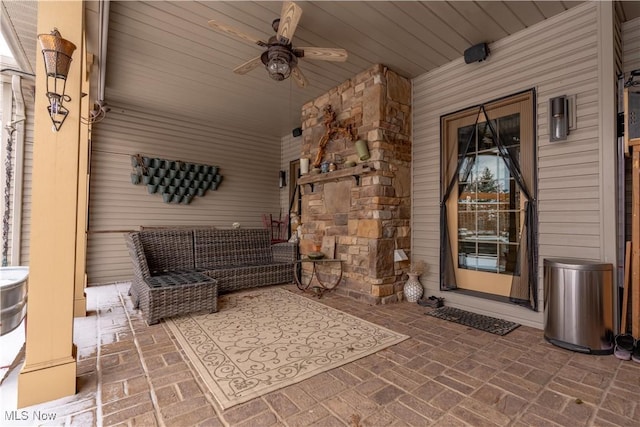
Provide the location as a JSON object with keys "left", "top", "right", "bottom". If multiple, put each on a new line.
{"left": 268, "top": 57, "right": 290, "bottom": 81}
{"left": 262, "top": 47, "right": 296, "bottom": 81}
{"left": 207, "top": 1, "right": 347, "bottom": 87}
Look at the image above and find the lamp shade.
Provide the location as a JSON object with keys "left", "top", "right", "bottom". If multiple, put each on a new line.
{"left": 38, "top": 30, "right": 76, "bottom": 79}
{"left": 267, "top": 57, "right": 291, "bottom": 81}
{"left": 261, "top": 46, "right": 295, "bottom": 81}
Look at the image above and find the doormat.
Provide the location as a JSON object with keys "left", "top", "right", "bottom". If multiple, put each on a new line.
{"left": 426, "top": 306, "right": 520, "bottom": 336}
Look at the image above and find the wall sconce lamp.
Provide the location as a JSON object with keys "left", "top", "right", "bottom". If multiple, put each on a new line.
{"left": 549, "top": 95, "right": 577, "bottom": 142}
{"left": 38, "top": 28, "right": 77, "bottom": 132}
{"left": 279, "top": 170, "right": 286, "bottom": 188}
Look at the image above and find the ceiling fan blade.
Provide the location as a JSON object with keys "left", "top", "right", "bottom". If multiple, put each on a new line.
{"left": 208, "top": 20, "right": 267, "bottom": 47}
{"left": 291, "top": 66, "right": 308, "bottom": 89}
{"left": 277, "top": 1, "right": 303, "bottom": 44}
{"left": 233, "top": 56, "right": 263, "bottom": 75}
{"left": 298, "top": 47, "right": 348, "bottom": 62}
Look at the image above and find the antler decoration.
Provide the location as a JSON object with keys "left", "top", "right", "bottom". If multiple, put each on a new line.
{"left": 313, "top": 105, "right": 357, "bottom": 168}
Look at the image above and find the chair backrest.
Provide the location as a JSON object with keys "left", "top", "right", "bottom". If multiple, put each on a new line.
{"left": 124, "top": 232, "right": 151, "bottom": 280}
{"left": 138, "top": 229, "right": 195, "bottom": 272}
{"left": 194, "top": 228, "right": 272, "bottom": 268}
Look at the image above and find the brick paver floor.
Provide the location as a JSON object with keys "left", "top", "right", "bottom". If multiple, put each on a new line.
{"left": 2, "top": 282, "right": 640, "bottom": 426}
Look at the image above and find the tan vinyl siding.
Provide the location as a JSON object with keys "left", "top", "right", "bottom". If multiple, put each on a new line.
{"left": 87, "top": 104, "right": 282, "bottom": 285}
{"left": 623, "top": 18, "right": 640, "bottom": 72}
{"left": 1, "top": 80, "right": 13, "bottom": 265}
{"left": 0, "top": 78, "right": 34, "bottom": 267}
{"left": 412, "top": 2, "right": 613, "bottom": 328}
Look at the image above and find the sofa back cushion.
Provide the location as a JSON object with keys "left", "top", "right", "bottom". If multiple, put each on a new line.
{"left": 194, "top": 228, "right": 272, "bottom": 268}
{"left": 138, "top": 229, "right": 195, "bottom": 273}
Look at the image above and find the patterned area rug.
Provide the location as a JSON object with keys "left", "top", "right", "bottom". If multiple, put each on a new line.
{"left": 427, "top": 306, "right": 520, "bottom": 336}
{"left": 166, "top": 288, "right": 409, "bottom": 409}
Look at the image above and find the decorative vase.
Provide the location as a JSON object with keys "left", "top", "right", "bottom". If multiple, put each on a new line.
{"left": 404, "top": 273, "right": 423, "bottom": 303}
{"left": 355, "top": 138, "right": 371, "bottom": 161}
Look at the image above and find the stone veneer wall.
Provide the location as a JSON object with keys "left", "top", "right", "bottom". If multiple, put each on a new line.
{"left": 298, "top": 64, "right": 412, "bottom": 304}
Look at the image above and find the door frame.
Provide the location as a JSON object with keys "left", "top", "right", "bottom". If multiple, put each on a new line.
{"left": 440, "top": 89, "right": 536, "bottom": 297}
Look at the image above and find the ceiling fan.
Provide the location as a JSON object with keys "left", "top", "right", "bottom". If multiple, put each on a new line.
{"left": 207, "top": 1, "right": 348, "bottom": 88}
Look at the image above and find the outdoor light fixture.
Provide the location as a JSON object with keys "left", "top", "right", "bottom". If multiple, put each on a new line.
{"left": 549, "top": 95, "right": 569, "bottom": 142}
{"left": 279, "top": 170, "right": 286, "bottom": 188}
{"left": 38, "top": 28, "right": 77, "bottom": 131}
{"left": 261, "top": 46, "right": 296, "bottom": 81}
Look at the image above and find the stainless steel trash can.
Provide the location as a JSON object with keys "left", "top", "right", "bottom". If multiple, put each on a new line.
{"left": 543, "top": 259, "right": 613, "bottom": 354}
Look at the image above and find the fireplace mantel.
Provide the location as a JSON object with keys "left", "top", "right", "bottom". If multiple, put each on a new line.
{"left": 298, "top": 163, "right": 374, "bottom": 189}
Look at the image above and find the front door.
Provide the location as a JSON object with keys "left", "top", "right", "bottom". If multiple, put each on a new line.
{"left": 442, "top": 91, "right": 535, "bottom": 297}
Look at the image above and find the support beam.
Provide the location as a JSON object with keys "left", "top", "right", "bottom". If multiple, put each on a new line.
{"left": 74, "top": 32, "right": 92, "bottom": 318}
{"left": 632, "top": 150, "right": 640, "bottom": 336}
{"left": 18, "top": 0, "right": 84, "bottom": 407}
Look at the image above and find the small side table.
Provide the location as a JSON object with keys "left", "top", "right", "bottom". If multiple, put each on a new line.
{"left": 293, "top": 258, "right": 343, "bottom": 298}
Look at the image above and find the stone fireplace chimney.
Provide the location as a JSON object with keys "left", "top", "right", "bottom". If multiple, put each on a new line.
{"left": 298, "top": 64, "right": 412, "bottom": 304}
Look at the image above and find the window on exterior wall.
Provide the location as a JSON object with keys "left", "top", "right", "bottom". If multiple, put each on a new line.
{"left": 457, "top": 115, "right": 522, "bottom": 275}
{"left": 440, "top": 90, "right": 538, "bottom": 310}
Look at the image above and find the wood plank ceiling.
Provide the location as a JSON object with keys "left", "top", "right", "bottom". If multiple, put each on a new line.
{"left": 3, "top": 1, "right": 640, "bottom": 138}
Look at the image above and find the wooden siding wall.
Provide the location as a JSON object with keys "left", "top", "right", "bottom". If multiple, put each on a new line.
{"left": 412, "top": 2, "right": 614, "bottom": 328}
{"left": 86, "top": 105, "right": 282, "bottom": 285}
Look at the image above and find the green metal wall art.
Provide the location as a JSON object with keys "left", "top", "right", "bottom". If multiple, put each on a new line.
{"left": 130, "top": 154, "right": 223, "bottom": 204}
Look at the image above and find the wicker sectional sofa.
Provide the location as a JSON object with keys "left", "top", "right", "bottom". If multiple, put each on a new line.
{"left": 125, "top": 228, "right": 297, "bottom": 324}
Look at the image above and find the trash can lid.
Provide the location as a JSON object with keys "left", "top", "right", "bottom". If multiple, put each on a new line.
{"left": 543, "top": 258, "right": 612, "bottom": 271}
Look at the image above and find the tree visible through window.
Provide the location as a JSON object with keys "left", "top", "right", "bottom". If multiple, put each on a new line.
{"left": 457, "top": 114, "right": 522, "bottom": 275}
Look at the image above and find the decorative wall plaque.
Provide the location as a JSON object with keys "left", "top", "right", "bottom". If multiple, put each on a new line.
{"left": 130, "top": 154, "right": 223, "bottom": 204}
